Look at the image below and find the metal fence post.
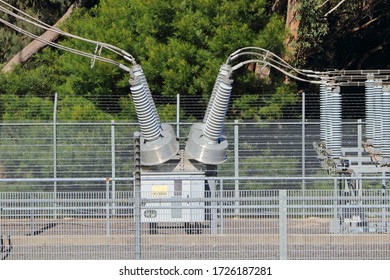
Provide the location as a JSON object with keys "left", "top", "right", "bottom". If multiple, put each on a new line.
{"left": 105, "top": 179, "right": 110, "bottom": 236}
{"left": 53, "top": 92, "right": 58, "bottom": 219}
{"left": 177, "top": 94, "right": 180, "bottom": 138}
{"left": 330, "top": 178, "right": 340, "bottom": 233}
{"left": 234, "top": 120, "right": 239, "bottom": 216}
{"left": 279, "top": 190, "right": 288, "bottom": 260}
{"left": 111, "top": 120, "right": 116, "bottom": 215}
{"left": 302, "top": 92, "right": 306, "bottom": 218}
{"left": 219, "top": 178, "right": 224, "bottom": 234}
{"left": 302, "top": 92, "right": 306, "bottom": 191}
{"left": 133, "top": 132, "right": 142, "bottom": 260}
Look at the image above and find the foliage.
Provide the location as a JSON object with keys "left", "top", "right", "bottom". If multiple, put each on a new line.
{"left": 0, "top": 0, "right": 75, "bottom": 64}
{"left": 296, "top": 0, "right": 390, "bottom": 69}
{"left": 239, "top": 149, "right": 299, "bottom": 190}
{"left": 0, "top": 0, "right": 295, "bottom": 121}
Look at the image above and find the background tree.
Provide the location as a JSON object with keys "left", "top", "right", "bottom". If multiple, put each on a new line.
{"left": 0, "top": 0, "right": 296, "bottom": 121}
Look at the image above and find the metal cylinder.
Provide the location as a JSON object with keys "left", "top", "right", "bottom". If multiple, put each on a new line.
{"left": 203, "top": 78, "right": 234, "bottom": 141}
{"left": 381, "top": 85, "right": 390, "bottom": 158}
{"left": 373, "top": 79, "right": 383, "bottom": 148}
{"left": 129, "top": 75, "right": 161, "bottom": 142}
{"left": 365, "top": 74, "right": 375, "bottom": 144}
{"left": 330, "top": 86, "right": 342, "bottom": 158}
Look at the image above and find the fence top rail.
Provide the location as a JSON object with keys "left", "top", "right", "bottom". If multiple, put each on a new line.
{"left": 0, "top": 120, "right": 366, "bottom": 126}
{"left": 0, "top": 175, "right": 389, "bottom": 183}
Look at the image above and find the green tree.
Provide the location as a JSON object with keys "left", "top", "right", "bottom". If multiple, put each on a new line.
{"left": 1, "top": 0, "right": 296, "bottom": 121}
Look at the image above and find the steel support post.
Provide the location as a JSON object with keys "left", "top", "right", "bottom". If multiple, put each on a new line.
{"left": 111, "top": 120, "right": 116, "bottom": 215}
{"left": 133, "top": 132, "right": 142, "bottom": 260}
{"left": 105, "top": 179, "right": 110, "bottom": 236}
{"left": 279, "top": 190, "right": 288, "bottom": 260}
{"left": 234, "top": 120, "right": 239, "bottom": 216}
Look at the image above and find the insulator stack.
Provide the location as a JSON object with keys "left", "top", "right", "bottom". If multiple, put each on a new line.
{"left": 203, "top": 78, "right": 234, "bottom": 141}
{"left": 325, "top": 84, "right": 333, "bottom": 146}
{"left": 329, "top": 86, "right": 342, "bottom": 158}
{"left": 129, "top": 70, "right": 179, "bottom": 166}
{"left": 129, "top": 75, "right": 161, "bottom": 142}
{"left": 319, "top": 83, "right": 327, "bottom": 142}
{"left": 131, "top": 65, "right": 161, "bottom": 126}
{"left": 185, "top": 65, "right": 233, "bottom": 165}
{"left": 382, "top": 86, "right": 390, "bottom": 158}
{"left": 365, "top": 74, "right": 375, "bottom": 144}
{"left": 373, "top": 79, "right": 383, "bottom": 148}
{"left": 204, "top": 64, "right": 232, "bottom": 123}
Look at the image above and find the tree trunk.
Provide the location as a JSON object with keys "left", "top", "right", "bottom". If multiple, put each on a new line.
{"left": 2, "top": 0, "right": 86, "bottom": 73}
{"left": 284, "top": 0, "right": 300, "bottom": 61}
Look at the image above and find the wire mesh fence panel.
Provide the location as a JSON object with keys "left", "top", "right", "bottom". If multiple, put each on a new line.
{"left": 1, "top": 183, "right": 389, "bottom": 260}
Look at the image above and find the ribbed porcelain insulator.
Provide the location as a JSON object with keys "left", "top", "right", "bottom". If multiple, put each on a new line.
{"left": 373, "top": 79, "right": 383, "bottom": 148}
{"left": 204, "top": 64, "right": 232, "bottom": 123}
{"left": 330, "top": 86, "right": 342, "bottom": 158}
{"left": 381, "top": 85, "right": 390, "bottom": 157}
{"left": 130, "top": 76, "right": 161, "bottom": 142}
{"left": 365, "top": 74, "right": 375, "bottom": 143}
{"left": 320, "top": 83, "right": 327, "bottom": 142}
{"left": 131, "top": 65, "right": 161, "bottom": 125}
{"left": 203, "top": 78, "right": 233, "bottom": 141}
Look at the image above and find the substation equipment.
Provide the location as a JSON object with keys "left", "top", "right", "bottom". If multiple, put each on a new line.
{"left": 1, "top": 2, "right": 390, "bottom": 235}
{"left": 313, "top": 72, "right": 390, "bottom": 233}
{"left": 129, "top": 63, "right": 233, "bottom": 234}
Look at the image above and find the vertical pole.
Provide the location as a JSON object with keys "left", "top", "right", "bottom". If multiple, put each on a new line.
{"left": 382, "top": 172, "right": 386, "bottom": 232}
{"left": 234, "top": 120, "right": 239, "bottom": 216}
{"left": 53, "top": 92, "right": 58, "bottom": 219}
{"left": 357, "top": 119, "right": 362, "bottom": 166}
{"left": 134, "top": 132, "right": 142, "bottom": 260}
{"left": 30, "top": 194, "right": 35, "bottom": 236}
{"left": 302, "top": 92, "right": 306, "bottom": 218}
{"left": 279, "top": 190, "right": 288, "bottom": 260}
{"left": 220, "top": 178, "right": 224, "bottom": 234}
{"left": 210, "top": 181, "right": 217, "bottom": 234}
{"left": 302, "top": 92, "right": 306, "bottom": 190}
{"left": 111, "top": 120, "right": 116, "bottom": 215}
{"left": 331, "top": 178, "right": 340, "bottom": 233}
{"left": 106, "top": 179, "right": 110, "bottom": 236}
{"left": 176, "top": 94, "right": 180, "bottom": 138}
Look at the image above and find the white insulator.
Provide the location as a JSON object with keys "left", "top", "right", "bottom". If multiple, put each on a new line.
{"left": 325, "top": 84, "right": 333, "bottom": 147}
{"left": 319, "top": 83, "right": 327, "bottom": 142}
{"left": 365, "top": 74, "right": 375, "bottom": 143}
{"left": 203, "top": 77, "right": 233, "bottom": 141}
{"left": 330, "top": 86, "right": 342, "bottom": 158}
{"left": 382, "top": 85, "right": 390, "bottom": 158}
{"left": 204, "top": 64, "right": 232, "bottom": 123}
{"left": 130, "top": 76, "right": 161, "bottom": 142}
{"left": 373, "top": 79, "right": 383, "bottom": 148}
{"left": 131, "top": 65, "right": 161, "bottom": 125}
